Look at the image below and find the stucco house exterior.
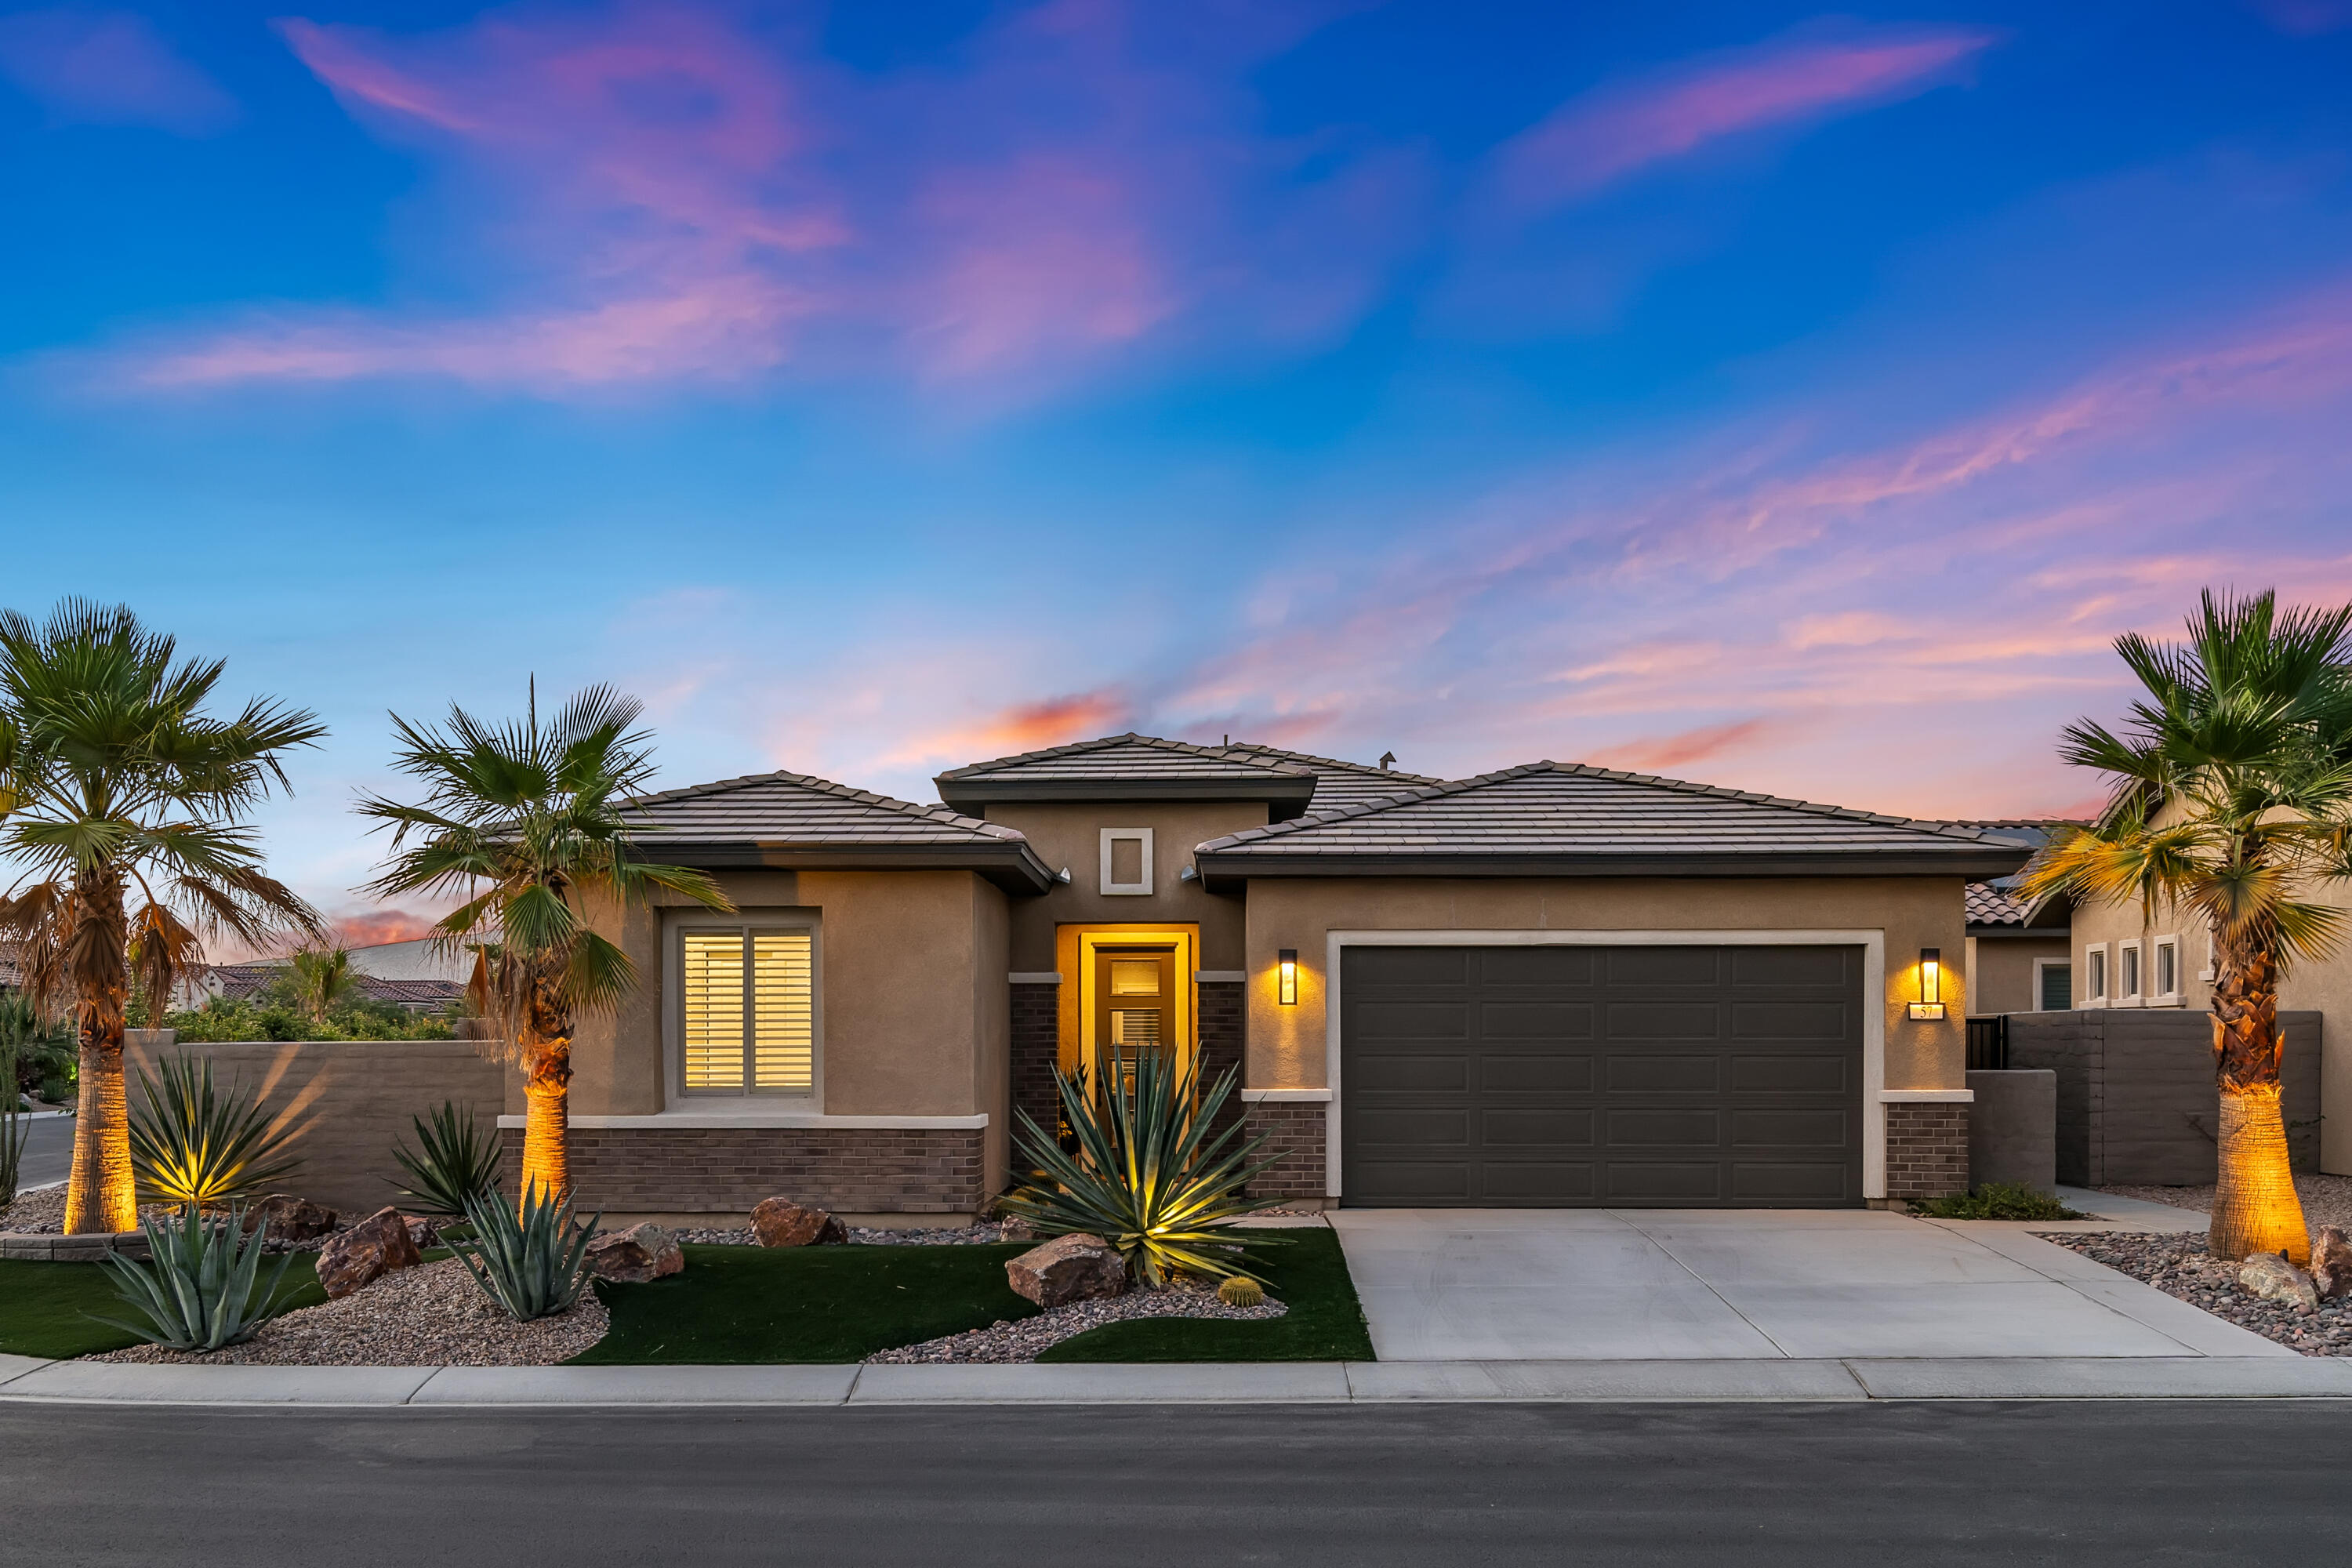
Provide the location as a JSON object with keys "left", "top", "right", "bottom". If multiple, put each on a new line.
{"left": 1954, "top": 823, "right": 2077, "bottom": 1016}
{"left": 509, "top": 735, "right": 2027, "bottom": 1225}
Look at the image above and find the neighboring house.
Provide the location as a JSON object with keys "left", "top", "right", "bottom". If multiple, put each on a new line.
{"left": 536, "top": 734, "right": 2025, "bottom": 1225}
{"left": 183, "top": 934, "right": 475, "bottom": 1014}
{"left": 1948, "top": 822, "right": 2079, "bottom": 1015}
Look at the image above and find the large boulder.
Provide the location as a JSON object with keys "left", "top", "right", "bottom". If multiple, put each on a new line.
{"left": 2310, "top": 1226, "right": 2352, "bottom": 1301}
{"left": 316, "top": 1206, "right": 423, "bottom": 1299}
{"left": 1006, "top": 1233, "right": 1127, "bottom": 1308}
{"left": 751, "top": 1197, "right": 846, "bottom": 1248}
{"left": 587, "top": 1222, "right": 684, "bottom": 1284}
{"left": 2238, "top": 1250, "right": 2320, "bottom": 1314}
{"left": 238, "top": 1195, "right": 337, "bottom": 1244}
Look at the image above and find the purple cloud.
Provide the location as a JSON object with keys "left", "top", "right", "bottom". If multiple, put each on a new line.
{"left": 0, "top": 6, "right": 234, "bottom": 133}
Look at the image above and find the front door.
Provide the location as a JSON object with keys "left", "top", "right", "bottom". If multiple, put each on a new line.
{"left": 1093, "top": 945, "right": 1179, "bottom": 1090}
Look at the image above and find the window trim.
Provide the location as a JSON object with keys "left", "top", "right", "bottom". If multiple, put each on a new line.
{"left": 2031, "top": 956, "right": 2072, "bottom": 1012}
{"left": 2152, "top": 934, "right": 2182, "bottom": 1006}
{"left": 1100, "top": 827, "right": 1155, "bottom": 896}
{"left": 664, "top": 909, "right": 822, "bottom": 1105}
{"left": 2085, "top": 943, "right": 2109, "bottom": 1007}
{"left": 2116, "top": 938, "right": 2143, "bottom": 1007}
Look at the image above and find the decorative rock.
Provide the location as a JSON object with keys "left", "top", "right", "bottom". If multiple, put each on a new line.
{"left": 2238, "top": 1250, "right": 2320, "bottom": 1314}
{"left": 998, "top": 1214, "right": 1037, "bottom": 1243}
{"left": 586, "top": 1222, "right": 684, "bottom": 1283}
{"left": 315, "top": 1206, "right": 423, "bottom": 1299}
{"left": 239, "top": 1195, "right": 338, "bottom": 1244}
{"left": 2310, "top": 1227, "right": 2352, "bottom": 1300}
{"left": 1006, "top": 1232, "right": 1127, "bottom": 1308}
{"left": 403, "top": 1215, "right": 439, "bottom": 1251}
{"left": 751, "top": 1197, "right": 846, "bottom": 1248}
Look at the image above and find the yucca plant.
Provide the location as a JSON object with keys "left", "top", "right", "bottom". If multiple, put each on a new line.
{"left": 390, "top": 1101, "right": 502, "bottom": 1218}
{"left": 444, "top": 1182, "right": 601, "bottom": 1321}
{"left": 128, "top": 1051, "right": 300, "bottom": 1211}
{"left": 1000, "top": 1050, "right": 1286, "bottom": 1289}
{"left": 90, "top": 1203, "right": 299, "bottom": 1352}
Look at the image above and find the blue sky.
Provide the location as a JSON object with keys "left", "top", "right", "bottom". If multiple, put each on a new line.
{"left": 4, "top": 0, "right": 2351, "bottom": 935}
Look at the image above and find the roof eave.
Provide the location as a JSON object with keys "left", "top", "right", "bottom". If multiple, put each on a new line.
{"left": 1196, "top": 846, "right": 2033, "bottom": 887}
{"left": 648, "top": 840, "right": 1057, "bottom": 895}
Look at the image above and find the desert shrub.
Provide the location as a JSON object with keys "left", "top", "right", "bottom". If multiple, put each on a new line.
{"left": 1911, "top": 1181, "right": 2085, "bottom": 1221}
{"left": 390, "top": 1102, "right": 502, "bottom": 1218}
{"left": 93, "top": 1205, "right": 299, "bottom": 1352}
{"left": 1000, "top": 1050, "right": 1285, "bottom": 1288}
{"left": 162, "top": 985, "right": 456, "bottom": 1043}
{"left": 445, "top": 1184, "right": 601, "bottom": 1322}
{"left": 129, "top": 1052, "right": 301, "bottom": 1210}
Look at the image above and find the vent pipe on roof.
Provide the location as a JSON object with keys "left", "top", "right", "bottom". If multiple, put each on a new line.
{"left": 1378, "top": 750, "right": 1396, "bottom": 771}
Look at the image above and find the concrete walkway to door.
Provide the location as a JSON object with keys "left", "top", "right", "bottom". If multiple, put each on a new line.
{"left": 1328, "top": 1207, "right": 2290, "bottom": 1362}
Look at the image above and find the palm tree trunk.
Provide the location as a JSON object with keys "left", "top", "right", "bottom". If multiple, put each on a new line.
{"left": 63, "top": 1008, "right": 137, "bottom": 1234}
{"left": 517, "top": 979, "right": 572, "bottom": 1207}
{"left": 2208, "top": 926, "right": 2310, "bottom": 1264}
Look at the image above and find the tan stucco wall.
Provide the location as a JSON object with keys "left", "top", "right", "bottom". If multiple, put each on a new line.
{"left": 968, "top": 876, "right": 1011, "bottom": 1192}
{"left": 1240, "top": 875, "right": 1969, "bottom": 1094}
{"left": 558, "top": 867, "right": 1011, "bottom": 1123}
{"left": 981, "top": 800, "right": 1261, "bottom": 970}
{"left": 1966, "top": 933, "right": 2071, "bottom": 1014}
{"left": 2073, "top": 885, "right": 2352, "bottom": 1173}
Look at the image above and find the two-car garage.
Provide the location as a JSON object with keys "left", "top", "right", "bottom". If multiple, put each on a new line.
{"left": 1338, "top": 942, "right": 1867, "bottom": 1208}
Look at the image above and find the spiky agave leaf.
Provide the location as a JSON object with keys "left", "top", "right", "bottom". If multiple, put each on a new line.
{"left": 89, "top": 1204, "right": 297, "bottom": 1352}
{"left": 442, "top": 1183, "right": 601, "bottom": 1321}
{"left": 127, "top": 1052, "right": 301, "bottom": 1210}
{"left": 389, "top": 1101, "right": 502, "bottom": 1218}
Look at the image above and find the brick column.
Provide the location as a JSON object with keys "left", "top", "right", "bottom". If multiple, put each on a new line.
{"left": 1196, "top": 979, "right": 1245, "bottom": 1140}
{"left": 1010, "top": 980, "right": 1062, "bottom": 1150}
{"left": 1243, "top": 1100, "right": 1328, "bottom": 1201}
{"left": 1884, "top": 1102, "right": 1970, "bottom": 1200}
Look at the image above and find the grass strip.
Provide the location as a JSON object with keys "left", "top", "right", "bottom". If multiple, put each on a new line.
{"left": 0, "top": 1255, "right": 328, "bottom": 1360}
{"left": 569, "top": 1242, "right": 1043, "bottom": 1364}
{"left": 1038, "top": 1225, "right": 1374, "bottom": 1363}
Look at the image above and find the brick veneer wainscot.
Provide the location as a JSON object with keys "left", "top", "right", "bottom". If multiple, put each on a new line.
{"left": 1010, "top": 981, "right": 1062, "bottom": 1138}
{"left": 1197, "top": 980, "right": 1245, "bottom": 1139}
{"left": 502, "top": 1126, "right": 985, "bottom": 1214}
{"left": 1243, "top": 1100, "right": 1327, "bottom": 1200}
{"left": 1883, "top": 1102, "right": 1969, "bottom": 1200}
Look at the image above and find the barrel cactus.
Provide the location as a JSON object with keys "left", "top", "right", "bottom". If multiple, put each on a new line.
{"left": 1218, "top": 1274, "right": 1266, "bottom": 1308}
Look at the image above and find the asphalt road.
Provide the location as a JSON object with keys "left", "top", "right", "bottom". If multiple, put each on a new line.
{"left": 11, "top": 1112, "right": 74, "bottom": 1191}
{"left": 5, "top": 1399, "right": 2346, "bottom": 1565}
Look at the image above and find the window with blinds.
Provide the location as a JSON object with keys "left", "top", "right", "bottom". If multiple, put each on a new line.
{"left": 680, "top": 927, "right": 815, "bottom": 1094}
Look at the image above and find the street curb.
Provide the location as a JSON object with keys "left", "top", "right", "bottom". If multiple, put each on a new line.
{"left": 5, "top": 1355, "right": 2352, "bottom": 1407}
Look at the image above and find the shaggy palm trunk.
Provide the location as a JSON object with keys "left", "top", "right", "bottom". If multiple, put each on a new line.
{"left": 2208, "top": 927, "right": 2310, "bottom": 1265}
{"left": 516, "top": 981, "right": 573, "bottom": 1208}
{"left": 64, "top": 1007, "right": 137, "bottom": 1234}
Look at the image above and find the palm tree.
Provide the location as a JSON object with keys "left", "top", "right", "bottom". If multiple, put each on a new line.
{"left": 2023, "top": 590, "right": 2352, "bottom": 1265}
{"left": 0, "top": 601, "right": 325, "bottom": 1233}
{"left": 358, "top": 683, "right": 731, "bottom": 1203}
{"left": 285, "top": 943, "right": 357, "bottom": 1024}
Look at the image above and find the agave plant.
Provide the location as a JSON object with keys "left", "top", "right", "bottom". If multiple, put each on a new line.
{"left": 390, "top": 1102, "right": 502, "bottom": 1218}
{"left": 128, "top": 1052, "right": 300, "bottom": 1211}
{"left": 1000, "top": 1050, "right": 1286, "bottom": 1289}
{"left": 444, "top": 1183, "right": 601, "bottom": 1322}
{"left": 90, "top": 1204, "right": 299, "bottom": 1352}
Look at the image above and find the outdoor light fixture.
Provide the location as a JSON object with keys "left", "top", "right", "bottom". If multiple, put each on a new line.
{"left": 1908, "top": 947, "right": 1946, "bottom": 1021}
{"left": 1278, "top": 949, "right": 1298, "bottom": 1006}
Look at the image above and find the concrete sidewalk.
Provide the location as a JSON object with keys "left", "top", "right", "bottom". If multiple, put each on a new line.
{"left": 5, "top": 1351, "right": 2349, "bottom": 1406}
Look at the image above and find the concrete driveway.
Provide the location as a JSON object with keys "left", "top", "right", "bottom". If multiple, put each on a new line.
{"left": 1329, "top": 1207, "right": 2288, "bottom": 1362}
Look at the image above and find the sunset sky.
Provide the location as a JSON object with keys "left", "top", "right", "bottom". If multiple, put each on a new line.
{"left": 5, "top": 0, "right": 2352, "bottom": 936}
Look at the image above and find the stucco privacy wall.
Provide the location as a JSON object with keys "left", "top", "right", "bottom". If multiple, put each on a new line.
{"left": 1239, "top": 877, "right": 1969, "bottom": 1094}
{"left": 123, "top": 1031, "right": 504, "bottom": 1217}
{"left": 980, "top": 800, "right": 1261, "bottom": 971}
{"left": 2071, "top": 885, "right": 2350, "bottom": 1173}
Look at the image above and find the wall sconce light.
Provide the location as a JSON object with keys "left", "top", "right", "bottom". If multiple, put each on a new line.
{"left": 1277, "top": 949, "right": 1298, "bottom": 1006}
{"left": 1907, "top": 947, "right": 1946, "bottom": 1021}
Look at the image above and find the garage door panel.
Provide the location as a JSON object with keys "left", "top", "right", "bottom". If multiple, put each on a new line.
{"left": 1606, "top": 1054, "right": 1722, "bottom": 1093}
{"left": 1479, "top": 1001, "right": 1595, "bottom": 1037}
{"left": 1482, "top": 1109, "right": 1595, "bottom": 1147}
{"left": 1342, "top": 943, "right": 1864, "bottom": 1209}
{"left": 1479, "top": 1054, "right": 1595, "bottom": 1093}
{"left": 1476, "top": 948, "right": 1598, "bottom": 987}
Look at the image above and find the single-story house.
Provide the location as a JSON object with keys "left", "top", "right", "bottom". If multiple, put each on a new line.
{"left": 521, "top": 735, "right": 2028, "bottom": 1225}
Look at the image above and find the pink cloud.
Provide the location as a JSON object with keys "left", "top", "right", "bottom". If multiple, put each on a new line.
{"left": 1490, "top": 24, "right": 1998, "bottom": 210}
{"left": 0, "top": 7, "right": 234, "bottom": 132}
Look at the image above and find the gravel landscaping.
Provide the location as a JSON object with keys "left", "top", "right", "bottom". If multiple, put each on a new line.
{"left": 2038, "top": 1231, "right": 2352, "bottom": 1357}
{"left": 675, "top": 1220, "right": 1015, "bottom": 1247}
{"left": 866, "top": 1280, "right": 1286, "bottom": 1363}
{"left": 82, "top": 1258, "right": 608, "bottom": 1367}
{"left": 2098, "top": 1174, "right": 2352, "bottom": 1231}
{"left": 0, "top": 1187, "right": 67, "bottom": 1232}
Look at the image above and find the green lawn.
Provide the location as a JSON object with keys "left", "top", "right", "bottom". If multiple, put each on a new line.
{"left": 571, "top": 1242, "right": 1043, "bottom": 1364}
{"left": 0, "top": 1255, "right": 328, "bottom": 1360}
{"left": 1040, "top": 1226, "right": 1374, "bottom": 1363}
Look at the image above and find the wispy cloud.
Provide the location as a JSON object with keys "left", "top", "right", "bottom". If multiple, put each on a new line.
{"left": 1488, "top": 22, "right": 1999, "bottom": 211}
{"left": 0, "top": 6, "right": 235, "bottom": 132}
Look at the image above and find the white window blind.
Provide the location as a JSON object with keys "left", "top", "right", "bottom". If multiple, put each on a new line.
{"left": 681, "top": 928, "right": 814, "bottom": 1094}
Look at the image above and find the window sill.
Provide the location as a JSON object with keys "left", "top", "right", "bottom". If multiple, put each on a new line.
{"left": 2147, "top": 995, "right": 2187, "bottom": 1008}
{"left": 495, "top": 1110, "right": 990, "bottom": 1131}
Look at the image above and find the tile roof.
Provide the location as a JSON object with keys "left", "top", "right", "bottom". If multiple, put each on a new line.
{"left": 1218, "top": 742, "right": 1444, "bottom": 815}
{"left": 938, "top": 733, "right": 1313, "bottom": 784}
{"left": 1195, "top": 761, "right": 2034, "bottom": 877}
{"left": 1965, "top": 881, "right": 2031, "bottom": 926}
{"left": 628, "top": 771, "right": 1032, "bottom": 846}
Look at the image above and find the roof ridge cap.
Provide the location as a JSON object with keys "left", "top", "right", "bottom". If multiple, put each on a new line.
{"left": 629, "top": 768, "right": 1018, "bottom": 839}
{"left": 936, "top": 731, "right": 1314, "bottom": 781}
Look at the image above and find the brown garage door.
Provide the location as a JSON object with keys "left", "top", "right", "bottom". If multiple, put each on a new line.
{"left": 1340, "top": 944, "right": 1864, "bottom": 1207}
